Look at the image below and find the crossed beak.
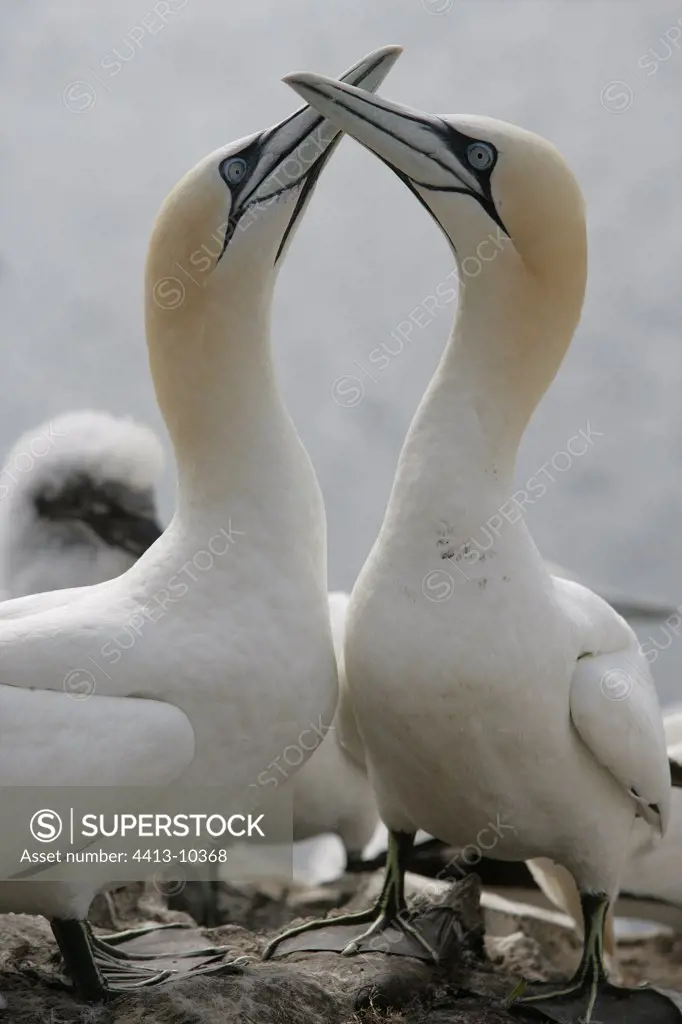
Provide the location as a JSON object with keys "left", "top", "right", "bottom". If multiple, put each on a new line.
{"left": 282, "top": 72, "right": 506, "bottom": 235}
{"left": 222, "top": 46, "right": 403, "bottom": 260}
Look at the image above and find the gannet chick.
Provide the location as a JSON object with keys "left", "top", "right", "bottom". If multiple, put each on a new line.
{"left": 529, "top": 709, "right": 682, "bottom": 966}
{"left": 270, "top": 72, "right": 676, "bottom": 1023}
{"left": 0, "top": 44, "right": 401, "bottom": 1002}
{"left": 292, "top": 592, "right": 379, "bottom": 865}
{"left": 0, "top": 411, "right": 164, "bottom": 599}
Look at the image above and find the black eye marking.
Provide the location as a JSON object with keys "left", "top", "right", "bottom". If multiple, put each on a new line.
{"left": 437, "top": 123, "right": 498, "bottom": 181}
{"left": 217, "top": 138, "right": 265, "bottom": 260}
{"left": 383, "top": 126, "right": 505, "bottom": 238}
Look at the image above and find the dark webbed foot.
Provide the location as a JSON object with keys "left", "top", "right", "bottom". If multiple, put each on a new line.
{"left": 264, "top": 831, "right": 439, "bottom": 962}
{"left": 509, "top": 892, "right": 682, "bottom": 1023}
{"left": 512, "top": 980, "right": 682, "bottom": 1024}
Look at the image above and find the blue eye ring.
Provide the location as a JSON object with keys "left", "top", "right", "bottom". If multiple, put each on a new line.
{"left": 223, "top": 157, "right": 248, "bottom": 185}
{"left": 466, "top": 142, "right": 495, "bottom": 171}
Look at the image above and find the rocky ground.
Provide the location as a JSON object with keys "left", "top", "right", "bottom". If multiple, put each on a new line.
{"left": 0, "top": 874, "right": 681, "bottom": 1023}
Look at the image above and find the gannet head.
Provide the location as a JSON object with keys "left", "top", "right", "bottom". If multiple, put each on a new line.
{"left": 282, "top": 74, "right": 587, "bottom": 301}
{"left": 0, "top": 411, "right": 165, "bottom": 598}
{"left": 146, "top": 46, "right": 402, "bottom": 308}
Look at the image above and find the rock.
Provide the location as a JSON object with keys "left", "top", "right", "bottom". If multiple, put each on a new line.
{"left": 0, "top": 873, "right": 680, "bottom": 1022}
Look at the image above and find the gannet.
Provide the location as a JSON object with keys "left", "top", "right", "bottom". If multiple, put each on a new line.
{"left": 528, "top": 708, "right": 682, "bottom": 963}
{"left": 269, "top": 71, "right": 677, "bottom": 1023}
{"left": 548, "top": 562, "right": 678, "bottom": 623}
{"left": 0, "top": 45, "right": 401, "bottom": 1001}
{"left": 292, "top": 567, "right": 660, "bottom": 869}
{"left": 293, "top": 571, "right": 667, "bottom": 880}
{"left": 0, "top": 411, "right": 164, "bottom": 599}
{"left": 292, "top": 591, "right": 379, "bottom": 865}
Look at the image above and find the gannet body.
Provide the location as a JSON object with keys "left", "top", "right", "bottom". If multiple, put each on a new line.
{"left": 0, "top": 411, "right": 164, "bottom": 599}
{"left": 292, "top": 567, "right": 669, "bottom": 873}
{"left": 273, "top": 71, "right": 676, "bottom": 1022}
{"left": 292, "top": 591, "right": 379, "bottom": 862}
{"left": 0, "top": 45, "right": 401, "bottom": 1000}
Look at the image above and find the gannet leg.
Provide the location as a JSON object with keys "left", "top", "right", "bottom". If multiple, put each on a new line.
{"left": 51, "top": 919, "right": 172, "bottom": 1001}
{"left": 263, "top": 830, "right": 437, "bottom": 962}
{"left": 340, "top": 830, "right": 438, "bottom": 961}
{"left": 344, "top": 850, "right": 363, "bottom": 872}
{"left": 186, "top": 864, "right": 221, "bottom": 928}
{"left": 51, "top": 919, "right": 110, "bottom": 1002}
{"left": 508, "top": 892, "right": 682, "bottom": 1023}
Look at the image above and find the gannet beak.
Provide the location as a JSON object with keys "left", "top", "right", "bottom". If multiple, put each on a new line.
{"left": 221, "top": 45, "right": 402, "bottom": 260}
{"left": 282, "top": 73, "right": 507, "bottom": 235}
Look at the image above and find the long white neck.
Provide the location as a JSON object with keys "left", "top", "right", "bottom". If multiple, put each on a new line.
{"left": 145, "top": 263, "right": 313, "bottom": 527}
{"left": 381, "top": 241, "right": 586, "bottom": 545}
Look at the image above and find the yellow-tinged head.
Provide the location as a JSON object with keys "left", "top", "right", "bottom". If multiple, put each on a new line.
{"left": 145, "top": 46, "right": 403, "bottom": 323}
{"left": 282, "top": 74, "right": 587, "bottom": 319}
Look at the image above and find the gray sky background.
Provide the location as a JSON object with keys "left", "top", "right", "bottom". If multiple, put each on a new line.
{"left": 2, "top": 1, "right": 682, "bottom": 700}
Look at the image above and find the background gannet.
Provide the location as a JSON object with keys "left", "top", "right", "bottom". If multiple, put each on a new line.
{"left": 292, "top": 591, "right": 379, "bottom": 866}
{"left": 0, "top": 410, "right": 164, "bottom": 599}
{"left": 271, "top": 72, "right": 677, "bottom": 1024}
{"left": 547, "top": 562, "right": 679, "bottom": 623}
{"left": 0, "top": 45, "right": 401, "bottom": 1001}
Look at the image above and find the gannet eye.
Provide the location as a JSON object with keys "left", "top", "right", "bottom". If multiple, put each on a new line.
{"left": 466, "top": 142, "right": 495, "bottom": 171}
{"left": 223, "top": 157, "right": 248, "bottom": 186}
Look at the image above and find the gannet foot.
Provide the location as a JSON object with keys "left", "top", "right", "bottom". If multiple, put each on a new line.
{"left": 92, "top": 921, "right": 187, "bottom": 946}
{"left": 90, "top": 929, "right": 230, "bottom": 961}
{"left": 509, "top": 978, "right": 682, "bottom": 1024}
{"left": 508, "top": 891, "right": 682, "bottom": 1023}
{"left": 263, "top": 829, "right": 419, "bottom": 961}
{"left": 51, "top": 919, "right": 245, "bottom": 1001}
{"left": 341, "top": 907, "right": 440, "bottom": 963}
{"left": 261, "top": 904, "right": 379, "bottom": 960}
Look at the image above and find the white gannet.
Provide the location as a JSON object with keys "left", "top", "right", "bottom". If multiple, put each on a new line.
{"left": 0, "top": 411, "right": 164, "bottom": 599}
{"left": 528, "top": 708, "right": 682, "bottom": 963}
{"left": 547, "top": 562, "right": 679, "bottom": 623}
{"left": 269, "top": 72, "right": 678, "bottom": 1023}
{"left": 292, "top": 591, "right": 379, "bottom": 865}
{"left": 292, "top": 570, "right": 668, "bottom": 883}
{"left": 0, "top": 45, "right": 401, "bottom": 1001}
